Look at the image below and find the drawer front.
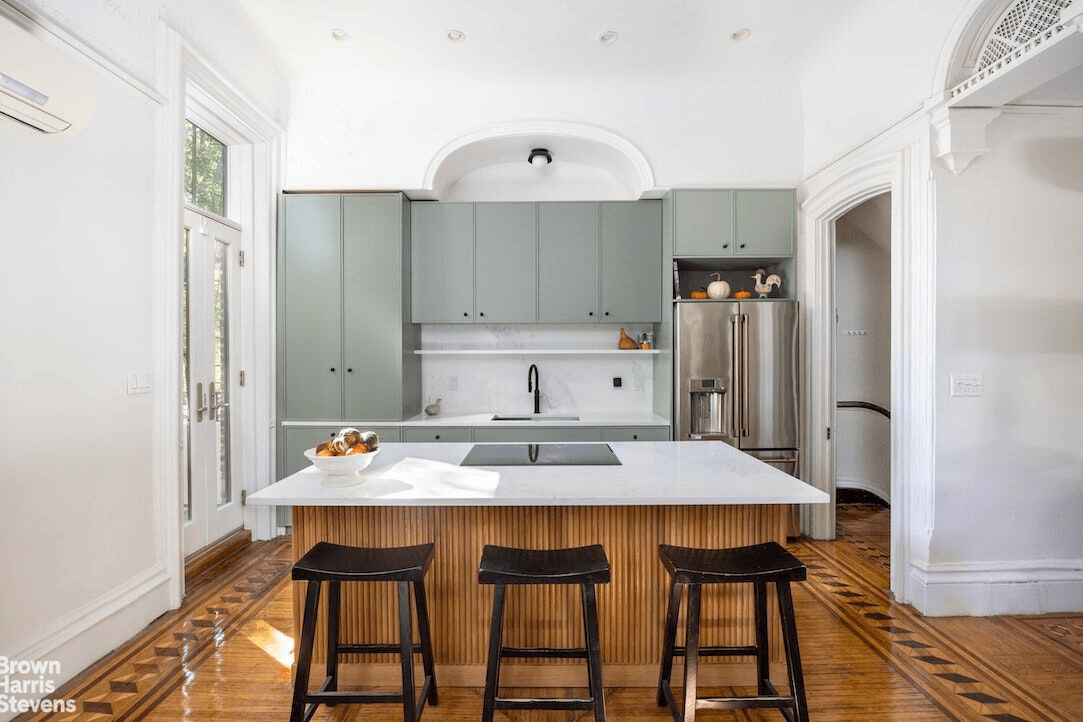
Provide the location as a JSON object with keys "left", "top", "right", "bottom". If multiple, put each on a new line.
{"left": 601, "top": 426, "right": 671, "bottom": 442}
{"left": 403, "top": 426, "right": 472, "bottom": 442}
{"left": 472, "top": 426, "right": 602, "bottom": 443}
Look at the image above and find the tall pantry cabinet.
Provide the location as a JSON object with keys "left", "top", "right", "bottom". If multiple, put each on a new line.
{"left": 276, "top": 193, "right": 419, "bottom": 479}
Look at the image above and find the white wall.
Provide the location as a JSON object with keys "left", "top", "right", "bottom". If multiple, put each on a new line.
{"left": 930, "top": 108, "right": 1083, "bottom": 613}
{"left": 284, "top": 72, "right": 806, "bottom": 194}
{"left": 0, "top": 1, "right": 288, "bottom": 710}
{"left": 835, "top": 210, "right": 892, "bottom": 502}
{"left": 798, "top": 0, "right": 972, "bottom": 173}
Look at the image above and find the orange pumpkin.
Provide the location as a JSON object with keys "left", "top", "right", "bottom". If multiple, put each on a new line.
{"left": 689, "top": 289, "right": 709, "bottom": 299}
{"left": 733, "top": 290, "right": 753, "bottom": 299}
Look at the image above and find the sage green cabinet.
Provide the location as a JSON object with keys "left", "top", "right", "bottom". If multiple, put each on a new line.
{"left": 280, "top": 194, "right": 342, "bottom": 420}
{"left": 403, "top": 426, "right": 472, "bottom": 442}
{"left": 474, "top": 203, "right": 537, "bottom": 323}
{"left": 411, "top": 202, "right": 475, "bottom": 323}
{"left": 277, "top": 193, "right": 419, "bottom": 477}
{"left": 538, "top": 202, "right": 600, "bottom": 323}
{"left": 600, "top": 201, "right": 661, "bottom": 322}
{"left": 281, "top": 425, "right": 402, "bottom": 477}
{"left": 472, "top": 426, "right": 602, "bottom": 443}
{"left": 671, "top": 189, "right": 794, "bottom": 258}
{"left": 537, "top": 201, "right": 661, "bottom": 323}
{"left": 734, "top": 189, "right": 794, "bottom": 257}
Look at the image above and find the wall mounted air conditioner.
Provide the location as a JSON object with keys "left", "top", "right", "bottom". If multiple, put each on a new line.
{"left": 0, "top": 12, "right": 94, "bottom": 134}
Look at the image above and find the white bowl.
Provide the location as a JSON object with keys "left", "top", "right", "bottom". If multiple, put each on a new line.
{"left": 303, "top": 447, "right": 379, "bottom": 475}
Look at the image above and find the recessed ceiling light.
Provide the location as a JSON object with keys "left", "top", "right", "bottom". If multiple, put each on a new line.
{"left": 599, "top": 30, "right": 620, "bottom": 44}
{"left": 330, "top": 28, "right": 350, "bottom": 42}
{"left": 731, "top": 28, "right": 751, "bottom": 42}
{"left": 447, "top": 29, "right": 466, "bottom": 42}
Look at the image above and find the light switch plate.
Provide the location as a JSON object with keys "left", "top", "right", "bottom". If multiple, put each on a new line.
{"left": 127, "top": 370, "right": 152, "bottom": 394}
{"left": 950, "top": 373, "right": 983, "bottom": 397}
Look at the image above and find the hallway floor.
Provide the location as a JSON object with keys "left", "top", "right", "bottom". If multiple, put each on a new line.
{"left": 17, "top": 504, "right": 1083, "bottom": 721}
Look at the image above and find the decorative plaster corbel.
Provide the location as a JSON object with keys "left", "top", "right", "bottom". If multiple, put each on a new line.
{"left": 929, "top": 106, "right": 1002, "bottom": 174}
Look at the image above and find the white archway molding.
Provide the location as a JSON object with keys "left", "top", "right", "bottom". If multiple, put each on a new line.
{"left": 799, "top": 126, "right": 937, "bottom": 607}
{"left": 421, "top": 121, "right": 656, "bottom": 200}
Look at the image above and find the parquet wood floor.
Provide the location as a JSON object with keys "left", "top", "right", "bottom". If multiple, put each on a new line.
{"left": 17, "top": 503, "right": 1083, "bottom": 721}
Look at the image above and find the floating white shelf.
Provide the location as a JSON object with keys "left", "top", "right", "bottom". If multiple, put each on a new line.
{"left": 414, "top": 349, "right": 660, "bottom": 356}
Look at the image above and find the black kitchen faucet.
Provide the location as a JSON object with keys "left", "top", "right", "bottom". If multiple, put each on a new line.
{"left": 527, "top": 364, "right": 540, "bottom": 414}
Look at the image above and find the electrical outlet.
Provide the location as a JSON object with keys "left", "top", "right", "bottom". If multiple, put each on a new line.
{"left": 448, "top": 375, "right": 459, "bottom": 391}
{"left": 126, "top": 370, "right": 151, "bottom": 394}
{"left": 950, "top": 374, "right": 983, "bottom": 397}
{"left": 843, "top": 329, "right": 869, "bottom": 336}
{"left": 613, "top": 377, "right": 622, "bottom": 388}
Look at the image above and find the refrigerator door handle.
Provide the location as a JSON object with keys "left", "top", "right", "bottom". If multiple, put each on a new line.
{"left": 741, "top": 313, "right": 750, "bottom": 437}
{"left": 730, "top": 314, "right": 741, "bottom": 438}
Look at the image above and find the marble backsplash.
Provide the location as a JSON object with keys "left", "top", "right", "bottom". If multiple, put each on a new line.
{"left": 419, "top": 324, "right": 657, "bottom": 415}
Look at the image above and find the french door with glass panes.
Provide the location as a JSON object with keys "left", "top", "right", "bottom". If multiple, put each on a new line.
{"left": 182, "top": 207, "right": 242, "bottom": 555}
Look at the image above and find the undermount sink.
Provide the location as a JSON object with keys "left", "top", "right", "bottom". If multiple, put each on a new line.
{"left": 491, "top": 414, "right": 580, "bottom": 422}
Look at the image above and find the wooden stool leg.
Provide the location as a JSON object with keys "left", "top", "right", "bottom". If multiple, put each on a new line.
{"left": 753, "top": 581, "right": 770, "bottom": 696}
{"left": 581, "top": 583, "right": 607, "bottom": 721}
{"left": 413, "top": 579, "right": 439, "bottom": 706}
{"left": 482, "top": 584, "right": 508, "bottom": 722}
{"left": 682, "top": 584, "right": 702, "bottom": 722}
{"left": 290, "top": 580, "right": 321, "bottom": 722}
{"left": 325, "top": 580, "right": 340, "bottom": 697}
{"left": 777, "top": 580, "right": 809, "bottom": 722}
{"left": 396, "top": 580, "right": 416, "bottom": 721}
{"left": 657, "top": 580, "right": 683, "bottom": 707}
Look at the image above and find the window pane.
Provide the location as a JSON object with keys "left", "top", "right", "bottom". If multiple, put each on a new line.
{"left": 185, "top": 120, "right": 227, "bottom": 216}
{"left": 182, "top": 228, "right": 193, "bottom": 523}
{"left": 213, "top": 239, "right": 231, "bottom": 507}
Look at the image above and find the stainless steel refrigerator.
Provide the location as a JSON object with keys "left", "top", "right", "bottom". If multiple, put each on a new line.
{"left": 674, "top": 300, "right": 799, "bottom": 475}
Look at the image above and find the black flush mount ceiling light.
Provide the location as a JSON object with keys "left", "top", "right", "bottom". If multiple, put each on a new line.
{"left": 528, "top": 148, "right": 552, "bottom": 165}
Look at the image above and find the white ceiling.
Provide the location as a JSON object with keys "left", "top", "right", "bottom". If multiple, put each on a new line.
{"left": 233, "top": 0, "right": 862, "bottom": 82}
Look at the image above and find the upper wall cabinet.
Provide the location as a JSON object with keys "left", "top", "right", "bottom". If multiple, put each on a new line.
{"left": 671, "top": 189, "right": 794, "bottom": 258}
{"left": 412, "top": 202, "right": 475, "bottom": 322}
{"left": 278, "top": 193, "right": 419, "bottom": 423}
{"left": 414, "top": 200, "right": 662, "bottom": 324}
{"left": 601, "top": 201, "right": 661, "bottom": 322}
{"left": 474, "top": 202, "right": 538, "bottom": 323}
{"left": 538, "top": 202, "right": 600, "bottom": 323}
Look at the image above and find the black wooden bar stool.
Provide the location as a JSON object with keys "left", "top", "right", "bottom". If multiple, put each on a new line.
{"left": 290, "top": 541, "right": 438, "bottom": 722}
{"left": 478, "top": 544, "right": 611, "bottom": 721}
{"left": 656, "top": 541, "right": 808, "bottom": 722}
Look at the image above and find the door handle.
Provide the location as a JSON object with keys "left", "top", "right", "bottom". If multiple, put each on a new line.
{"left": 730, "top": 315, "right": 740, "bottom": 438}
{"left": 195, "top": 382, "right": 207, "bottom": 422}
{"left": 741, "top": 313, "right": 750, "bottom": 437}
{"left": 209, "top": 381, "right": 229, "bottom": 422}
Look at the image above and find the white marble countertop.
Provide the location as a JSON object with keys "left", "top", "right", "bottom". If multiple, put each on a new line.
{"left": 400, "top": 411, "right": 669, "bottom": 427}
{"left": 247, "top": 441, "right": 829, "bottom": 507}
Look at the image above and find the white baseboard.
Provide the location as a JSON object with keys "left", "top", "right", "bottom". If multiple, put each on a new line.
{"left": 0, "top": 564, "right": 173, "bottom": 722}
{"left": 836, "top": 476, "right": 890, "bottom": 503}
{"left": 907, "top": 558, "right": 1083, "bottom": 616}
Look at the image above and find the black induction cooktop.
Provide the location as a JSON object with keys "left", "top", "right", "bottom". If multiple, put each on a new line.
{"left": 460, "top": 443, "right": 622, "bottom": 466}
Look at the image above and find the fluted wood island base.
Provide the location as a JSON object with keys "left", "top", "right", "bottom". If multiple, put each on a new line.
{"left": 248, "top": 442, "right": 829, "bottom": 688}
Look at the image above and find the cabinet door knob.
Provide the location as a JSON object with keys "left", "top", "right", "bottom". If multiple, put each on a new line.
{"left": 479, "top": 312, "right": 485, "bottom": 317}
{"left": 739, "top": 242, "right": 746, "bottom": 249}
{"left": 434, "top": 434, "right": 440, "bottom": 440}
{"left": 588, "top": 311, "right": 594, "bottom": 316}
{"left": 463, "top": 312, "right": 469, "bottom": 317}
{"left": 633, "top": 434, "right": 638, "bottom": 440}
{"left": 330, "top": 367, "right": 336, "bottom": 373}
{"left": 604, "top": 311, "right": 610, "bottom": 316}
{"left": 346, "top": 368, "right": 353, "bottom": 373}
{"left": 722, "top": 243, "right": 729, "bottom": 249}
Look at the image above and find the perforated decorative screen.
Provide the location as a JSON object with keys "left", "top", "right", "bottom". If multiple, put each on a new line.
{"left": 977, "top": 0, "right": 1072, "bottom": 69}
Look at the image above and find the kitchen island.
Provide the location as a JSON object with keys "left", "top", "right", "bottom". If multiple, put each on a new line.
{"left": 248, "top": 441, "right": 828, "bottom": 688}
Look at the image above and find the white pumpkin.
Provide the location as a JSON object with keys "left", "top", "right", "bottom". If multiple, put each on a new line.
{"left": 707, "top": 272, "right": 730, "bottom": 299}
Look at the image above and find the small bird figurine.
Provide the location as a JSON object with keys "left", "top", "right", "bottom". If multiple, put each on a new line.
{"left": 424, "top": 398, "right": 442, "bottom": 416}
{"left": 752, "top": 269, "right": 782, "bottom": 298}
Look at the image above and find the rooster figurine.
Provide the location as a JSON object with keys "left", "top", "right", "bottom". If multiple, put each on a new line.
{"left": 752, "top": 269, "right": 782, "bottom": 298}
